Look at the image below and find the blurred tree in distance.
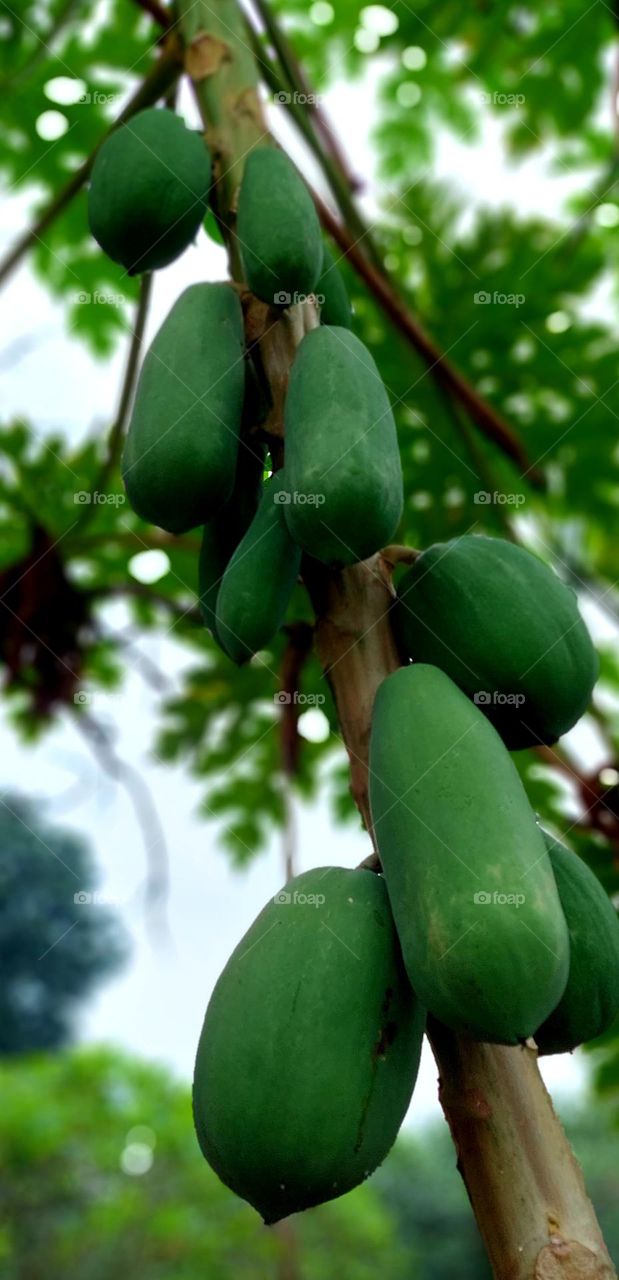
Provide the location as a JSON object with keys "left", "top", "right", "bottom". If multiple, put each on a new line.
{"left": 0, "top": 795, "right": 127, "bottom": 1055}
{"left": 0, "top": 1047, "right": 617, "bottom": 1278}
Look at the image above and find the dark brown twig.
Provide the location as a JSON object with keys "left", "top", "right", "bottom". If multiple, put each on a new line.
{"left": 313, "top": 192, "right": 543, "bottom": 484}
{"left": 131, "top": 0, "right": 173, "bottom": 29}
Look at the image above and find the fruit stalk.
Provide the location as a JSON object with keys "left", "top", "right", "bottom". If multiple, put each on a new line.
{"left": 176, "top": 0, "right": 267, "bottom": 280}
{"left": 428, "top": 1022, "right": 616, "bottom": 1279}
{"left": 177, "top": 2, "right": 615, "bottom": 1275}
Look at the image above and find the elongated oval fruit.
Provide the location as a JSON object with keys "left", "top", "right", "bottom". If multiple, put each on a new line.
{"left": 88, "top": 109, "right": 211, "bottom": 274}
{"left": 193, "top": 866, "right": 425, "bottom": 1223}
{"left": 534, "top": 832, "right": 619, "bottom": 1055}
{"left": 122, "top": 284, "right": 245, "bottom": 534}
{"left": 215, "top": 471, "right": 301, "bottom": 663}
{"left": 318, "top": 243, "right": 353, "bottom": 328}
{"left": 198, "top": 441, "right": 266, "bottom": 640}
{"left": 284, "top": 327, "right": 403, "bottom": 565}
{"left": 236, "top": 147, "right": 323, "bottom": 304}
{"left": 369, "top": 664, "right": 569, "bottom": 1043}
{"left": 394, "top": 535, "right": 598, "bottom": 749}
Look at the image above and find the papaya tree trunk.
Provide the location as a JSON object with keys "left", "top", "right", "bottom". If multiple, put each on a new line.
{"left": 177, "top": 2, "right": 616, "bottom": 1276}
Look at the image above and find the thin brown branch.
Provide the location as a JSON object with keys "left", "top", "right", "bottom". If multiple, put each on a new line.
{"left": 313, "top": 193, "right": 543, "bottom": 485}
{"left": 106, "top": 270, "right": 154, "bottom": 471}
{"left": 74, "top": 710, "right": 172, "bottom": 947}
{"left": 70, "top": 530, "right": 202, "bottom": 553}
{"left": 0, "top": 40, "right": 182, "bottom": 289}
{"left": 94, "top": 582, "right": 203, "bottom": 626}
{"left": 249, "top": 0, "right": 361, "bottom": 194}
{"left": 131, "top": 0, "right": 173, "bottom": 29}
{"left": 74, "top": 271, "right": 154, "bottom": 534}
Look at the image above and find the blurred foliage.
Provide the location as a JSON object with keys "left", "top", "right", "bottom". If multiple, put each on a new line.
{"left": 0, "top": 1047, "right": 410, "bottom": 1279}
{"left": 0, "top": 1046, "right": 617, "bottom": 1277}
{"left": 0, "top": 2, "right": 619, "bottom": 1047}
{"left": 0, "top": 795, "right": 127, "bottom": 1054}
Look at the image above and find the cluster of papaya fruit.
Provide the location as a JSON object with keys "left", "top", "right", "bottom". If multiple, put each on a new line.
{"left": 191, "top": 551, "right": 618, "bottom": 1225}
{"left": 88, "top": 115, "right": 403, "bottom": 659}
{"left": 88, "top": 117, "right": 619, "bottom": 1223}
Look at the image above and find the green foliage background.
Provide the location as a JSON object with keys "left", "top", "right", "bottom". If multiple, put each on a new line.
{"left": 0, "top": 795, "right": 127, "bottom": 1054}
{"left": 1, "top": 0, "right": 619, "bottom": 1236}
{"left": 2, "top": 1048, "right": 619, "bottom": 1276}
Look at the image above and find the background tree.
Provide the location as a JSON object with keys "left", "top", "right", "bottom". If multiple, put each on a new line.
{"left": 0, "top": 1048, "right": 410, "bottom": 1280}
{"left": 1, "top": 1049, "right": 618, "bottom": 1279}
{"left": 0, "top": 795, "right": 127, "bottom": 1054}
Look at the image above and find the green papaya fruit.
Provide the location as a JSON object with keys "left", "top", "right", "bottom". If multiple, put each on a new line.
{"left": 369, "top": 664, "right": 570, "bottom": 1043}
{"left": 215, "top": 471, "right": 301, "bottom": 663}
{"left": 122, "top": 284, "right": 245, "bottom": 534}
{"left": 198, "top": 440, "right": 266, "bottom": 639}
{"left": 394, "top": 536, "right": 598, "bottom": 749}
{"left": 193, "top": 866, "right": 425, "bottom": 1223}
{"left": 283, "top": 327, "right": 403, "bottom": 565}
{"left": 318, "top": 243, "right": 353, "bottom": 328}
{"left": 88, "top": 109, "right": 211, "bottom": 274}
{"left": 236, "top": 147, "right": 322, "bottom": 304}
{"left": 534, "top": 832, "right": 619, "bottom": 1055}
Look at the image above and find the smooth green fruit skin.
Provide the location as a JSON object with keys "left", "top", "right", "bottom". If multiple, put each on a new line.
{"left": 535, "top": 832, "right": 619, "bottom": 1055}
{"left": 318, "top": 244, "right": 353, "bottom": 328}
{"left": 122, "top": 284, "right": 245, "bottom": 534}
{"left": 369, "top": 665, "right": 570, "bottom": 1043}
{"left": 215, "top": 472, "right": 301, "bottom": 663}
{"left": 198, "top": 441, "right": 265, "bottom": 639}
{"left": 394, "top": 536, "right": 598, "bottom": 750}
{"left": 193, "top": 866, "right": 425, "bottom": 1224}
{"left": 283, "top": 327, "right": 403, "bottom": 565}
{"left": 237, "top": 148, "right": 322, "bottom": 304}
{"left": 88, "top": 109, "right": 211, "bottom": 274}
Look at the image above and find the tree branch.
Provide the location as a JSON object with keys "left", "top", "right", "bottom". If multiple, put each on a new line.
{"left": 241, "top": 10, "right": 543, "bottom": 484}
{"left": 313, "top": 192, "right": 543, "bottom": 484}
{"left": 131, "top": 0, "right": 173, "bottom": 30}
